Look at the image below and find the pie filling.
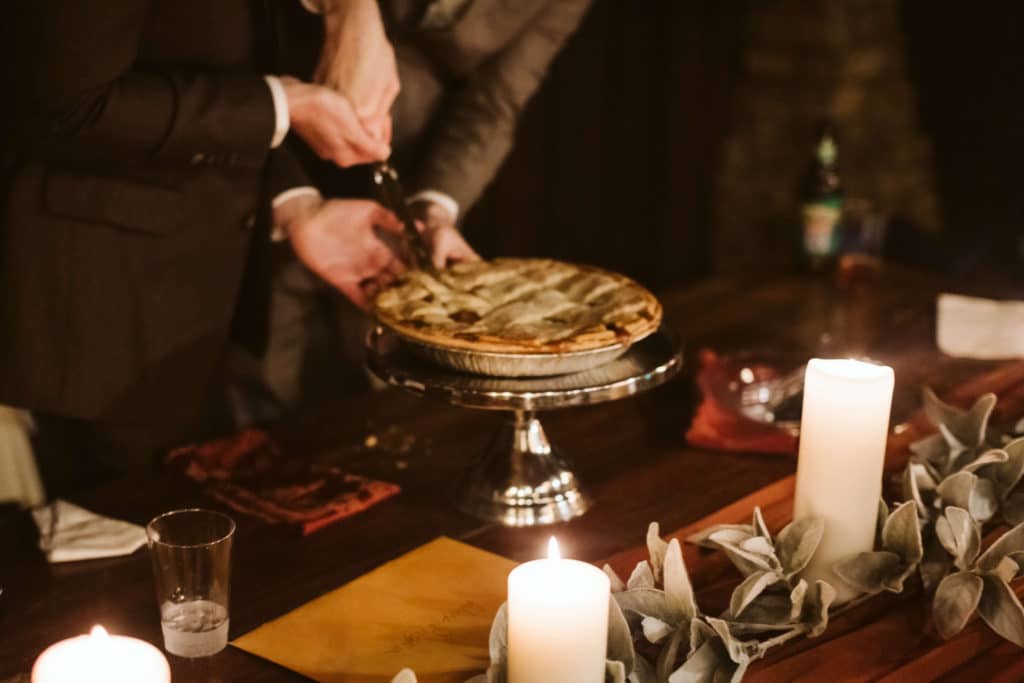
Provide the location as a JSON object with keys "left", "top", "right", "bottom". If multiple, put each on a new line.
{"left": 374, "top": 258, "right": 662, "bottom": 353}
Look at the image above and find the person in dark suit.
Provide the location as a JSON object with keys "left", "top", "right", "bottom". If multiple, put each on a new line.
{"left": 241, "top": 0, "right": 594, "bottom": 415}
{"left": 0, "top": 0, "right": 419, "bottom": 493}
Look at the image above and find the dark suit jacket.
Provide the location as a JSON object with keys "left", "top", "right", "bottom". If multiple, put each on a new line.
{"left": 0, "top": 0, "right": 313, "bottom": 428}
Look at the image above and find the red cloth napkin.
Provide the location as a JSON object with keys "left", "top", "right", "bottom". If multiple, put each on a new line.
{"left": 686, "top": 349, "right": 799, "bottom": 455}
{"left": 687, "top": 350, "right": 1024, "bottom": 458}
{"left": 167, "top": 429, "right": 400, "bottom": 535}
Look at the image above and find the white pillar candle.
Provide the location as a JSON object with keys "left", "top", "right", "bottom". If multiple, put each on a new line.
{"left": 507, "top": 538, "right": 610, "bottom": 683}
{"left": 793, "top": 358, "right": 894, "bottom": 604}
{"left": 32, "top": 625, "right": 170, "bottom": 683}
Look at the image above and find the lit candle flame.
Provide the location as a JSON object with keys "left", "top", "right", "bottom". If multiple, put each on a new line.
{"left": 90, "top": 625, "right": 109, "bottom": 639}
{"left": 548, "top": 536, "right": 560, "bottom": 560}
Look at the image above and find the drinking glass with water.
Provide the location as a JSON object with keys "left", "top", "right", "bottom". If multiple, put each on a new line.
{"left": 146, "top": 508, "right": 235, "bottom": 658}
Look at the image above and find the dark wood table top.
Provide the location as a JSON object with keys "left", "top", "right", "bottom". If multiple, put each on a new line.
{"left": 0, "top": 267, "right": 1010, "bottom": 681}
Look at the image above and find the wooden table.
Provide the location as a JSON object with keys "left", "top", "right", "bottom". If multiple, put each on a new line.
{"left": 0, "top": 267, "right": 1011, "bottom": 681}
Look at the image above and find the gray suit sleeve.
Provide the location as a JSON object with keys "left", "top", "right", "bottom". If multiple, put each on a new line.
{"left": 412, "top": 0, "right": 593, "bottom": 213}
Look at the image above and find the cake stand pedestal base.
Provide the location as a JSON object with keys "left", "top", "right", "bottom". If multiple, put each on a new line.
{"left": 365, "top": 326, "right": 682, "bottom": 527}
{"left": 455, "top": 410, "right": 591, "bottom": 526}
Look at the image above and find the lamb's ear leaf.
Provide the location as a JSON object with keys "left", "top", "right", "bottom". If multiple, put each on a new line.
{"left": 706, "top": 618, "right": 764, "bottom": 666}
{"left": 603, "top": 564, "right": 626, "bottom": 593}
{"left": 606, "top": 594, "right": 635, "bottom": 672}
{"left": 876, "top": 497, "right": 889, "bottom": 545}
{"left": 654, "top": 623, "right": 688, "bottom": 683}
{"left": 988, "top": 438, "right": 1024, "bottom": 497}
{"left": 686, "top": 524, "right": 754, "bottom": 549}
{"left": 923, "top": 388, "right": 995, "bottom": 448}
{"left": 732, "top": 591, "right": 794, "bottom": 628}
{"left": 993, "top": 557, "right": 1020, "bottom": 584}
{"left": 728, "top": 570, "right": 780, "bottom": 619}
{"left": 969, "top": 478, "right": 1000, "bottom": 522}
{"left": 789, "top": 579, "right": 808, "bottom": 623}
{"left": 705, "top": 531, "right": 777, "bottom": 576}
{"left": 614, "top": 588, "right": 681, "bottom": 624}
{"left": 932, "top": 571, "right": 983, "bottom": 640}
{"left": 776, "top": 517, "right": 824, "bottom": 578}
{"left": 488, "top": 602, "right": 508, "bottom": 665}
{"left": 632, "top": 656, "right": 657, "bottom": 683}
{"left": 903, "top": 462, "right": 935, "bottom": 519}
{"left": 627, "top": 561, "right": 656, "bottom": 590}
{"left": 752, "top": 507, "right": 771, "bottom": 539}
{"left": 833, "top": 551, "right": 902, "bottom": 595}
{"left": 647, "top": 522, "right": 669, "bottom": 583}
{"left": 882, "top": 501, "right": 924, "bottom": 566}
{"left": 640, "top": 616, "right": 673, "bottom": 645}
{"left": 391, "top": 669, "right": 418, "bottom": 683}
{"left": 937, "top": 471, "right": 998, "bottom": 523}
{"left": 688, "top": 618, "right": 718, "bottom": 657}
{"left": 605, "top": 660, "right": 626, "bottom": 683}
{"left": 1005, "top": 492, "right": 1024, "bottom": 526}
{"left": 806, "top": 580, "right": 835, "bottom": 637}
{"left": 978, "top": 574, "right": 1024, "bottom": 648}
{"left": 910, "top": 433, "right": 949, "bottom": 468}
{"left": 934, "top": 506, "right": 980, "bottom": 571}
{"left": 668, "top": 639, "right": 734, "bottom": 683}
{"left": 962, "top": 449, "right": 1009, "bottom": 474}
{"left": 977, "top": 523, "right": 1024, "bottom": 572}
{"left": 919, "top": 531, "right": 954, "bottom": 593}
{"left": 664, "top": 538, "right": 698, "bottom": 622}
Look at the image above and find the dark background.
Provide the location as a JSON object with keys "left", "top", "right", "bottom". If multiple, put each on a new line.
{"left": 461, "top": 0, "right": 1024, "bottom": 292}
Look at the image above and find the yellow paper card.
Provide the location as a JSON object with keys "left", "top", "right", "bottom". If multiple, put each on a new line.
{"left": 232, "top": 537, "right": 516, "bottom": 683}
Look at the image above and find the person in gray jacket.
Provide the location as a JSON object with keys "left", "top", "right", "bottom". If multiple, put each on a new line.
{"left": 242, "top": 0, "right": 594, "bottom": 417}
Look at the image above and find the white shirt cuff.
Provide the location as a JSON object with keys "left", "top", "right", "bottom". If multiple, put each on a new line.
{"left": 300, "top": 0, "right": 323, "bottom": 14}
{"left": 271, "top": 187, "right": 322, "bottom": 241}
{"left": 407, "top": 190, "right": 460, "bottom": 222}
{"left": 263, "top": 75, "right": 291, "bottom": 149}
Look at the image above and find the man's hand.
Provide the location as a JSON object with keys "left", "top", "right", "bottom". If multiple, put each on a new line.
{"left": 409, "top": 200, "right": 480, "bottom": 269}
{"left": 315, "top": 0, "right": 399, "bottom": 145}
{"left": 280, "top": 76, "right": 390, "bottom": 167}
{"left": 275, "top": 194, "right": 405, "bottom": 309}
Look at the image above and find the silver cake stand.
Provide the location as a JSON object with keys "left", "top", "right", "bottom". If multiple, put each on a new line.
{"left": 365, "top": 326, "right": 683, "bottom": 527}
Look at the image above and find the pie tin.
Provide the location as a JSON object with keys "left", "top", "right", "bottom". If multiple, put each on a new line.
{"left": 384, "top": 326, "right": 646, "bottom": 377}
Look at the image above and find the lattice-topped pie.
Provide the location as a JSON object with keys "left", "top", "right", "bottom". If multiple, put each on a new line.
{"left": 373, "top": 258, "right": 662, "bottom": 353}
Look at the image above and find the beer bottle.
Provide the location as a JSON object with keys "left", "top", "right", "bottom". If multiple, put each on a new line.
{"left": 800, "top": 121, "right": 843, "bottom": 271}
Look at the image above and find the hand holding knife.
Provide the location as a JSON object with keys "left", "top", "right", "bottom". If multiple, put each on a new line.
{"left": 371, "top": 161, "right": 437, "bottom": 274}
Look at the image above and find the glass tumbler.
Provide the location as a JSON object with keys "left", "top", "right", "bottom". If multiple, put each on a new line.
{"left": 146, "top": 508, "right": 235, "bottom": 657}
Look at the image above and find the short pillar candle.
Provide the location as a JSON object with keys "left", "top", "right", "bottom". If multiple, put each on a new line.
{"left": 32, "top": 625, "right": 171, "bottom": 683}
{"left": 793, "top": 358, "right": 895, "bottom": 603}
{"left": 507, "top": 538, "right": 610, "bottom": 683}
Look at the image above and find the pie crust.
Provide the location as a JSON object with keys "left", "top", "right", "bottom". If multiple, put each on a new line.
{"left": 373, "top": 258, "right": 663, "bottom": 354}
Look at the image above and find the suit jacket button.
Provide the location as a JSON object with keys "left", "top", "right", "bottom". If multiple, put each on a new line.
{"left": 190, "top": 152, "right": 207, "bottom": 165}
{"left": 242, "top": 213, "right": 257, "bottom": 231}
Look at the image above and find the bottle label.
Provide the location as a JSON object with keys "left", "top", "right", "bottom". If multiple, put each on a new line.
{"left": 802, "top": 202, "right": 841, "bottom": 257}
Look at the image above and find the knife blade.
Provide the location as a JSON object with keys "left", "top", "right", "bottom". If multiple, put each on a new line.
{"left": 371, "top": 161, "right": 436, "bottom": 274}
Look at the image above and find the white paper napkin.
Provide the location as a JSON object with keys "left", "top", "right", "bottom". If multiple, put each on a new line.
{"left": 937, "top": 293, "right": 1024, "bottom": 360}
{"left": 31, "top": 500, "right": 148, "bottom": 563}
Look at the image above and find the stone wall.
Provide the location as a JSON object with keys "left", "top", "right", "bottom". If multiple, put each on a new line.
{"left": 713, "top": 0, "right": 940, "bottom": 274}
